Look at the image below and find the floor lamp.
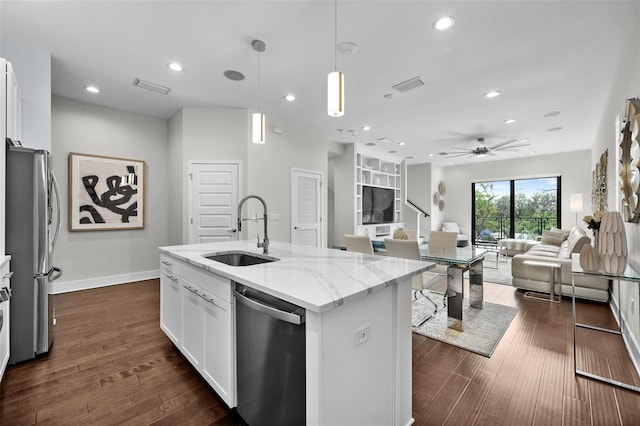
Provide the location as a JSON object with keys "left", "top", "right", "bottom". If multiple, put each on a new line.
{"left": 569, "top": 193, "right": 583, "bottom": 225}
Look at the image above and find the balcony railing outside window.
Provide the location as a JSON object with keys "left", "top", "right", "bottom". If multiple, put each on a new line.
{"left": 474, "top": 216, "right": 558, "bottom": 244}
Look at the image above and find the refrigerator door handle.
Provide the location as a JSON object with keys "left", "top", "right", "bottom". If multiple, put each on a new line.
{"left": 51, "top": 172, "right": 61, "bottom": 251}
{"left": 48, "top": 267, "right": 63, "bottom": 282}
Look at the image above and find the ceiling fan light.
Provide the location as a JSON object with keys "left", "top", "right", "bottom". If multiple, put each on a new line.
{"left": 433, "top": 16, "right": 455, "bottom": 31}
{"left": 252, "top": 112, "right": 265, "bottom": 144}
{"left": 328, "top": 71, "right": 344, "bottom": 117}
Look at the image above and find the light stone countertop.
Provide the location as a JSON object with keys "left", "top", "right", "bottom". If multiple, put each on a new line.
{"left": 159, "top": 240, "right": 433, "bottom": 312}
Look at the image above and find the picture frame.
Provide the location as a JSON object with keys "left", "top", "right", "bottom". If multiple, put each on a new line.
{"left": 68, "top": 152, "right": 145, "bottom": 231}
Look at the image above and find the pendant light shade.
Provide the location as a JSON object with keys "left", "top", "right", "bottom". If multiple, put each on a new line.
{"left": 327, "top": 71, "right": 344, "bottom": 117}
{"left": 251, "top": 39, "right": 266, "bottom": 144}
{"left": 252, "top": 112, "right": 266, "bottom": 144}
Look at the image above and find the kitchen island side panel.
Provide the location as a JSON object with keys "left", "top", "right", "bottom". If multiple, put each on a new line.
{"left": 305, "top": 279, "right": 412, "bottom": 426}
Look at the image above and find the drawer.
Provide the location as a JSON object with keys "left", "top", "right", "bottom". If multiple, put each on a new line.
{"left": 161, "top": 255, "right": 231, "bottom": 303}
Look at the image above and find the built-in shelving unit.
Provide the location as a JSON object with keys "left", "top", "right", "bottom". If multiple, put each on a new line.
{"left": 355, "top": 148, "right": 403, "bottom": 239}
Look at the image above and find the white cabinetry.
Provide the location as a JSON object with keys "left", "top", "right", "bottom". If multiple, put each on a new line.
{"left": 160, "top": 263, "right": 181, "bottom": 345}
{"left": 159, "top": 254, "right": 235, "bottom": 407}
{"left": 355, "top": 148, "right": 403, "bottom": 238}
{"left": 0, "top": 256, "right": 11, "bottom": 382}
{"left": 3, "top": 59, "right": 22, "bottom": 144}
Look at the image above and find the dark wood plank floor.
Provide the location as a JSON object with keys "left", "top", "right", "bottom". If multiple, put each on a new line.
{"left": 1, "top": 279, "right": 639, "bottom": 425}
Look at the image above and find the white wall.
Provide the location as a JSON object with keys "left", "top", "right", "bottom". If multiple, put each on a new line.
{"left": 403, "top": 163, "right": 431, "bottom": 238}
{"left": 168, "top": 107, "right": 329, "bottom": 246}
{"left": 331, "top": 144, "right": 355, "bottom": 247}
{"left": 590, "top": 1, "right": 640, "bottom": 370}
{"left": 246, "top": 112, "right": 329, "bottom": 245}
{"left": 50, "top": 96, "right": 169, "bottom": 292}
{"left": 443, "top": 150, "right": 592, "bottom": 240}
{"left": 1, "top": 40, "right": 51, "bottom": 151}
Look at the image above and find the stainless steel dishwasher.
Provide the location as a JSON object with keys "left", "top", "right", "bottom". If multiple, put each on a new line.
{"left": 234, "top": 283, "right": 306, "bottom": 426}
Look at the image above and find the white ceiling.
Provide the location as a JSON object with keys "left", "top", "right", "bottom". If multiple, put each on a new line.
{"left": 1, "top": 1, "right": 635, "bottom": 165}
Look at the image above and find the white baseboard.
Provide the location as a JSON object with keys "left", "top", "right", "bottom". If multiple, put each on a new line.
{"left": 49, "top": 269, "right": 160, "bottom": 294}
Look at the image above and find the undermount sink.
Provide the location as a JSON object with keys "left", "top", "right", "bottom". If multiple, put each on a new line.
{"left": 204, "top": 251, "right": 279, "bottom": 267}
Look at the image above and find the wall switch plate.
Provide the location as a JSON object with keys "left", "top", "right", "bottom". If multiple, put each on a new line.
{"left": 355, "top": 325, "right": 370, "bottom": 346}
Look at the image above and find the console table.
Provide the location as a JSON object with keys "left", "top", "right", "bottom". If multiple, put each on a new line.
{"left": 571, "top": 254, "right": 640, "bottom": 393}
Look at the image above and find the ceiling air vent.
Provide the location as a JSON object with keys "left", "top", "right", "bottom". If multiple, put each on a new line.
{"left": 392, "top": 76, "right": 425, "bottom": 93}
{"left": 133, "top": 78, "right": 171, "bottom": 95}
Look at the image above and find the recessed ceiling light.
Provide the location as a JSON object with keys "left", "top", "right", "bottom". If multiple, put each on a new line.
{"left": 548, "top": 127, "right": 563, "bottom": 131}
{"left": 448, "top": 162, "right": 453, "bottom": 165}
{"left": 485, "top": 90, "right": 501, "bottom": 98}
{"left": 544, "top": 111, "right": 561, "bottom": 117}
{"left": 284, "top": 94, "right": 296, "bottom": 101}
{"left": 365, "top": 142, "right": 375, "bottom": 146}
{"left": 388, "top": 150, "right": 397, "bottom": 154}
{"left": 405, "top": 156, "right": 414, "bottom": 159}
{"left": 504, "top": 119, "right": 516, "bottom": 124}
{"left": 529, "top": 151, "right": 537, "bottom": 155}
{"left": 84, "top": 85, "right": 100, "bottom": 93}
{"left": 519, "top": 138, "right": 529, "bottom": 142}
{"left": 384, "top": 93, "right": 394, "bottom": 99}
{"left": 223, "top": 70, "right": 245, "bottom": 81}
{"left": 168, "top": 62, "right": 183, "bottom": 72}
{"left": 433, "top": 16, "right": 455, "bottom": 31}
{"left": 361, "top": 125, "right": 371, "bottom": 131}
{"left": 398, "top": 142, "right": 406, "bottom": 146}
{"left": 428, "top": 153, "right": 434, "bottom": 157}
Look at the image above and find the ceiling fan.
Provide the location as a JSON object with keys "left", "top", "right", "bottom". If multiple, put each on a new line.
{"left": 438, "top": 137, "right": 529, "bottom": 158}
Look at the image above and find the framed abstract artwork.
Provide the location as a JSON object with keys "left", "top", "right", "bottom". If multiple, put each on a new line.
{"left": 68, "top": 152, "right": 145, "bottom": 231}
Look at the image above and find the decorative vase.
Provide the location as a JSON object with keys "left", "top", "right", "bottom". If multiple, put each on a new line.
{"left": 592, "top": 229, "right": 599, "bottom": 252}
{"left": 598, "top": 211, "right": 628, "bottom": 273}
{"left": 579, "top": 243, "right": 600, "bottom": 272}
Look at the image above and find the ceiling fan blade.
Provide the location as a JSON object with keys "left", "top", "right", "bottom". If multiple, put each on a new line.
{"left": 447, "top": 152, "right": 472, "bottom": 158}
{"left": 450, "top": 146, "right": 473, "bottom": 152}
{"left": 487, "top": 138, "right": 518, "bottom": 150}
{"left": 493, "top": 143, "right": 530, "bottom": 151}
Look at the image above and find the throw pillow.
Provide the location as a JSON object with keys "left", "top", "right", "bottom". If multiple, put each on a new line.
{"left": 441, "top": 222, "right": 460, "bottom": 233}
{"left": 393, "top": 228, "right": 409, "bottom": 240}
{"left": 541, "top": 229, "right": 567, "bottom": 246}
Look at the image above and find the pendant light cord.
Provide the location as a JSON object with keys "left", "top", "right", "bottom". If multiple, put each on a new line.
{"left": 334, "top": 0, "right": 337, "bottom": 72}
{"left": 257, "top": 49, "right": 261, "bottom": 113}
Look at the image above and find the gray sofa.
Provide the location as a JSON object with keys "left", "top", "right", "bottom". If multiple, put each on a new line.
{"left": 511, "top": 226, "right": 609, "bottom": 302}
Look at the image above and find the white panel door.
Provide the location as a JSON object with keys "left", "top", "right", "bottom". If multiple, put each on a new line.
{"left": 291, "top": 169, "right": 322, "bottom": 247}
{"left": 189, "top": 162, "right": 240, "bottom": 244}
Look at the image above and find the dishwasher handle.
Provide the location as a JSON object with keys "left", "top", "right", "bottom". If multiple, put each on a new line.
{"left": 234, "top": 289, "right": 305, "bottom": 325}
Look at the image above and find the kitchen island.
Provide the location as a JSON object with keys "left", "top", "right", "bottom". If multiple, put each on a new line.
{"left": 159, "top": 240, "right": 432, "bottom": 426}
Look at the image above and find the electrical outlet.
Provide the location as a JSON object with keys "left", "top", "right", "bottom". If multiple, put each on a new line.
{"left": 355, "top": 325, "right": 370, "bottom": 346}
{"left": 269, "top": 213, "right": 280, "bottom": 221}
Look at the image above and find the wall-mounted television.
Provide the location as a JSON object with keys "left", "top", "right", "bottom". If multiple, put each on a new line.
{"left": 362, "top": 185, "right": 395, "bottom": 225}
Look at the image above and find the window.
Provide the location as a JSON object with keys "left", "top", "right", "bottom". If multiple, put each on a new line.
{"left": 472, "top": 177, "right": 561, "bottom": 244}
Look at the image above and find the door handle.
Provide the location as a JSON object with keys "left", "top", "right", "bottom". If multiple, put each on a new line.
{"left": 294, "top": 226, "right": 298, "bottom": 230}
{"left": 230, "top": 228, "right": 237, "bottom": 233}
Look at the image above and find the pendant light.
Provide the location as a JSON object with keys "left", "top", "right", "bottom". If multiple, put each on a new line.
{"left": 327, "top": 0, "right": 344, "bottom": 117}
{"left": 252, "top": 39, "right": 266, "bottom": 144}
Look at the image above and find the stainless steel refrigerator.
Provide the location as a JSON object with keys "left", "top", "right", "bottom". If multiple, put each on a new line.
{"left": 6, "top": 145, "right": 62, "bottom": 364}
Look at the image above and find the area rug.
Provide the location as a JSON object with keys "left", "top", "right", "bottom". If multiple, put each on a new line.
{"left": 412, "top": 291, "right": 517, "bottom": 357}
{"left": 469, "top": 256, "right": 513, "bottom": 286}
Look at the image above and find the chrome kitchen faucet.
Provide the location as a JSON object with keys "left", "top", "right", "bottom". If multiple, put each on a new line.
{"left": 237, "top": 195, "right": 269, "bottom": 254}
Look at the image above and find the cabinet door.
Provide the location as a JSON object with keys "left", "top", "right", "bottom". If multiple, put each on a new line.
{"left": 0, "top": 259, "right": 11, "bottom": 382}
{"left": 159, "top": 269, "right": 181, "bottom": 345}
{"left": 202, "top": 294, "right": 234, "bottom": 407}
{"left": 181, "top": 281, "right": 204, "bottom": 368}
{"left": 6, "top": 62, "right": 21, "bottom": 143}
